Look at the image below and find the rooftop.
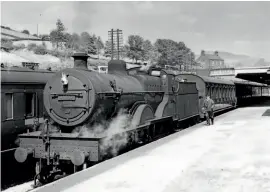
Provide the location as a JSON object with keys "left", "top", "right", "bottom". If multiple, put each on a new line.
{"left": 197, "top": 50, "right": 224, "bottom": 61}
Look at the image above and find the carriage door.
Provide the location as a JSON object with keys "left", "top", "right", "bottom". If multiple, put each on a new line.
{"left": 24, "top": 90, "right": 38, "bottom": 127}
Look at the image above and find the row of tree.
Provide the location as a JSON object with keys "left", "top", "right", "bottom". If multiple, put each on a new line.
{"left": 19, "top": 19, "right": 197, "bottom": 69}
{"left": 49, "top": 19, "right": 104, "bottom": 56}
{"left": 103, "top": 34, "right": 196, "bottom": 69}
{"left": 119, "top": 35, "right": 196, "bottom": 69}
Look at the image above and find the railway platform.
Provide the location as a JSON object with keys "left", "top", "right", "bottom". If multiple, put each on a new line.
{"left": 6, "top": 100, "right": 270, "bottom": 192}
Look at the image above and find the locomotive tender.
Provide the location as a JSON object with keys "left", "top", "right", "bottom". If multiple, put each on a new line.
{"left": 13, "top": 53, "right": 268, "bottom": 184}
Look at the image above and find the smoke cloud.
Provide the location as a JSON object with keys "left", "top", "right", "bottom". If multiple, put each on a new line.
{"left": 72, "top": 109, "right": 136, "bottom": 157}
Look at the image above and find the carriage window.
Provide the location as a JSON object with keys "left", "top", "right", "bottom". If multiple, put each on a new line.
{"left": 25, "top": 93, "right": 36, "bottom": 117}
{"left": 6, "top": 93, "right": 13, "bottom": 119}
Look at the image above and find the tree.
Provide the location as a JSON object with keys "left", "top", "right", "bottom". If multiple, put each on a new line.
{"left": 33, "top": 34, "right": 38, "bottom": 37}
{"left": 49, "top": 30, "right": 57, "bottom": 47}
{"left": 64, "top": 33, "right": 81, "bottom": 51}
{"left": 1, "top": 38, "right": 13, "bottom": 50}
{"left": 142, "top": 40, "right": 154, "bottom": 61}
{"left": 71, "top": 33, "right": 81, "bottom": 50}
{"left": 1, "top": 26, "right": 11, "bottom": 30}
{"left": 64, "top": 33, "right": 72, "bottom": 49}
{"left": 39, "top": 34, "right": 50, "bottom": 41}
{"left": 50, "top": 19, "right": 67, "bottom": 49}
{"left": 154, "top": 39, "right": 176, "bottom": 67}
{"left": 56, "top": 19, "right": 65, "bottom": 33}
{"left": 104, "top": 40, "right": 113, "bottom": 57}
{"left": 22, "top": 30, "right": 30, "bottom": 35}
{"left": 95, "top": 36, "right": 104, "bottom": 58}
{"left": 80, "top": 32, "right": 97, "bottom": 54}
{"left": 153, "top": 38, "right": 196, "bottom": 71}
{"left": 126, "top": 35, "right": 144, "bottom": 63}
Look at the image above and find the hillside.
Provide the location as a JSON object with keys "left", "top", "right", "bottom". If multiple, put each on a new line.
{"left": 0, "top": 49, "right": 142, "bottom": 71}
{"left": 196, "top": 51, "right": 270, "bottom": 68}
{"left": 1, "top": 26, "right": 41, "bottom": 40}
{"left": 2, "top": 48, "right": 269, "bottom": 71}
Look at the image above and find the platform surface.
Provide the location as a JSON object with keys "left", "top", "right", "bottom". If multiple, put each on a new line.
{"left": 32, "top": 105, "right": 270, "bottom": 192}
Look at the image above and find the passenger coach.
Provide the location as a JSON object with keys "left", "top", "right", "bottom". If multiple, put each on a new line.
{"left": 175, "top": 74, "right": 237, "bottom": 118}
{"left": 1, "top": 66, "right": 54, "bottom": 152}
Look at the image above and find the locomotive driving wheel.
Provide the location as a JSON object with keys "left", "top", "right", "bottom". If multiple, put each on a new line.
{"left": 131, "top": 104, "right": 155, "bottom": 144}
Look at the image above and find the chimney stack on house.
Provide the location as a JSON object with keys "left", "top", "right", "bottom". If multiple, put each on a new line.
{"left": 201, "top": 50, "right": 205, "bottom": 56}
{"left": 214, "top": 51, "right": 219, "bottom": 56}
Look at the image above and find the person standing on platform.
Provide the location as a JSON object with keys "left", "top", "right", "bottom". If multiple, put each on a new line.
{"left": 203, "top": 95, "right": 215, "bottom": 125}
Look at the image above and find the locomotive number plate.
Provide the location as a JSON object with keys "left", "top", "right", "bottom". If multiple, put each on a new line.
{"left": 58, "top": 95, "right": 76, "bottom": 101}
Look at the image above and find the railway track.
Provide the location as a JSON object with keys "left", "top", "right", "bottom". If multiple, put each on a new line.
{"left": 1, "top": 149, "right": 35, "bottom": 191}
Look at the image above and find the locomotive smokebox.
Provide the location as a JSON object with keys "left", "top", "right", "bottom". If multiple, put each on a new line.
{"left": 72, "top": 52, "right": 89, "bottom": 70}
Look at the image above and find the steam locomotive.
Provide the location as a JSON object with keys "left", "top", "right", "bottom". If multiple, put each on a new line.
{"left": 13, "top": 53, "right": 268, "bottom": 184}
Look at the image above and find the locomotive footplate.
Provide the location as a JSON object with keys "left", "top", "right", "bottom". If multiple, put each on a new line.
{"left": 16, "top": 131, "right": 106, "bottom": 164}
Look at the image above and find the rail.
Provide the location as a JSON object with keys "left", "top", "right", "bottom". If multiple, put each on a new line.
{"left": 1, "top": 147, "right": 18, "bottom": 153}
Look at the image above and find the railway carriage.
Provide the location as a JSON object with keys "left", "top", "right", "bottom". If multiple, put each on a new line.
{"left": 174, "top": 74, "right": 236, "bottom": 118}
{"left": 1, "top": 66, "right": 54, "bottom": 152}
{"left": 228, "top": 77, "right": 269, "bottom": 105}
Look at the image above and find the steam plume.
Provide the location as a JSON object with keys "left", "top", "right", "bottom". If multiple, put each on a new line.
{"left": 72, "top": 109, "right": 135, "bottom": 156}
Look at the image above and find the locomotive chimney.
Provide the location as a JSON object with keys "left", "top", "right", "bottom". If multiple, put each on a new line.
{"left": 72, "top": 52, "right": 89, "bottom": 70}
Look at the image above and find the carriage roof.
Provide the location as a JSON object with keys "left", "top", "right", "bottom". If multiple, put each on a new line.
{"left": 1, "top": 66, "right": 54, "bottom": 84}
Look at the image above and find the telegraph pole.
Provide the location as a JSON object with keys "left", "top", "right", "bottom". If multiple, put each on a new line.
{"left": 37, "top": 14, "right": 42, "bottom": 37}
{"left": 108, "top": 29, "right": 123, "bottom": 60}
{"left": 190, "top": 52, "right": 192, "bottom": 72}
{"left": 117, "top": 29, "right": 120, "bottom": 60}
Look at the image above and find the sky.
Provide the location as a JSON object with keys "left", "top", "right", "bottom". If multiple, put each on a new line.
{"left": 1, "top": 1, "right": 270, "bottom": 60}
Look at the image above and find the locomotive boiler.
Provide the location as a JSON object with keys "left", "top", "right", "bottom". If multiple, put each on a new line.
{"left": 14, "top": 53, "right": 200, "bottom": 184}
{"left": 43, "top": 53, "right": 162, "bottom": 128}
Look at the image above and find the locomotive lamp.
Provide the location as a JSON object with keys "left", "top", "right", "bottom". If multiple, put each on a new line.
{"left": 61, "top": 72, "right": 68, "bottom": 85}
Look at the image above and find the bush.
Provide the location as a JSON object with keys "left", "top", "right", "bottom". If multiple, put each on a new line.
{"left": 42, "top": 41, "right": 47, "bottom": 48}
{"left": 65, "top": 49, "right": 74, "bottom": 58}
{"left": 1, "top": 38, "right": 13, "bottom": 50}
{"left": 47, "top": 49, "right": 64, "bottom": 58}
{"left": 27, "top": 43, "right": 37, "bottom": 51}
{"left": 47, "top": 49, "right": 73, "bottom": 58}
{"left": 34, "top": 45, "right": 47, "bottom": 55}
{"left": 12, "top": 43, "right": 26, "bottom": 50}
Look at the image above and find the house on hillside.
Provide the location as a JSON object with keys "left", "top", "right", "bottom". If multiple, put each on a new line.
{"left": 196, "top": 50, "right": 225, "bottom": 69}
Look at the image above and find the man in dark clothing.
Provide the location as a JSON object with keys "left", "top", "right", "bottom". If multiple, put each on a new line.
{"left": 203, "top": 96, "right": 215, "bottom": 125}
